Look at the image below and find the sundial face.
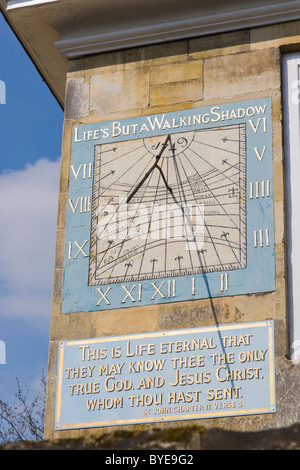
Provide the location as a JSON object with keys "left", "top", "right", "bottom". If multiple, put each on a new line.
{"left": 62, "top": 98, "right": 274, "bottom": 313}
{"left": 89, "top": 125, "right": 246, "bottom": 286}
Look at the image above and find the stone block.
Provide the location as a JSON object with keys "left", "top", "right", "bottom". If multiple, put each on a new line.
{"left": 150, "top": 79, "right": 202, "bottom": 107}
{"left": 250, "top": 21, "right": 300, "bottom": 51}
{"left": 203, "top": 49, "right": 280, "bottom": 100}
{"left": 150, "top": 60, "right": 203, "bottom": 85}
{"left": 189, "top": 30, "right": 250, "bottom": 59}
{"left": 65, "top": 77, "right": 90, "bottom": 119}
{"left": 91, "top": 307, "right": 159, "bottom": 336}
{"left": 90, "top": 69, "right": 150, "bottom": 116}
{"left": 123, "top": 40, "right": 188, "bottom": 69}
{"left": 273, "top": 161, "right": 284, "bottom": 203}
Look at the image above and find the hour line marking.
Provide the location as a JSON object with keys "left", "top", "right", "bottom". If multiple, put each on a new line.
{"left": 89, "top": 124, "right": 247, "bottom": 285}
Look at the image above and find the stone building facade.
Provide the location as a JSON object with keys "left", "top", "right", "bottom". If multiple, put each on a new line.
{"left": 1, "top": 1, "right": 300, "bottom": 440}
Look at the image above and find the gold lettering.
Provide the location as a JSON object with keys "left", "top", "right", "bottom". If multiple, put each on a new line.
{"left": 96, "top": 287, "right": 111, "bottom": 305}
{"left": 220, "top": 273, "right": 229, "bottom": 292}
{"left": 121, "top": 284, "right": 136, "bottom": 303}
{"left": 254, "top": 146, "right": 267, "bottom": 162}
{"left": 151, "top": 281, "right": 165, "bottom": 299}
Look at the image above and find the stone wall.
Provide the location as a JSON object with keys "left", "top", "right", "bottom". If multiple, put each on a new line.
{"left": 4, "top": 424, "right": 300, "bottom": 450}
{"left": 44, "top": 21, "right": 300, "bottom": 440}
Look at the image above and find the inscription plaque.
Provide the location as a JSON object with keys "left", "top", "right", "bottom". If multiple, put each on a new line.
{"left": 55, "top": 321, "right": 275, "bottom": 430}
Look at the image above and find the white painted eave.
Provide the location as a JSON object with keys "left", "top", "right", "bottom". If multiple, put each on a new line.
{"left": 6, "top": 0, "right": 58, "bottom": 8}
{"left": 55, "top": 1, "right": 300, "bottom": 58}
{"left": 1, "top": 0, "right": 300, "bottom": 108}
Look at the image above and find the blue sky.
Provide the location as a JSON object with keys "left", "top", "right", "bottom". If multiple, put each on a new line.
{"left": 0, "top": 13, "right": 64, "bottom": 404}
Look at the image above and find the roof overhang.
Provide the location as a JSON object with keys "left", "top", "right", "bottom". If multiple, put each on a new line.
{"left": 1, "top": 0, "right": 300, "bottom": 108}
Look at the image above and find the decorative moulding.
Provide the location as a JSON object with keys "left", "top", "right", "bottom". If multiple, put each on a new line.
{"left": 54, "top": 1, "right": 300, "bottom": 58}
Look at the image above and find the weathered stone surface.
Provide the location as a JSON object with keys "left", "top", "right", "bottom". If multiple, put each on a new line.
{"left": 150, "top": 60, "right": 203, "bottom": 85}
{"left": 150, "top": 79, "right": 203, "bottom": 107}
{"left": 203, "top": 49, "right": 280, "bottom": 100}
{"left": 250, "top": 20, "right": 300, "bottom": 51}
{"left": 2, "top": 424, "right": 300, "bottom": 450}
{"left": 90, "top": 69, "right": 150, "bottom": 115}
{"left": 64, "top": 78, "right": 90, "bottom": 119}
{"left": 189, "top": 30, "right": 250, "bottom": 59}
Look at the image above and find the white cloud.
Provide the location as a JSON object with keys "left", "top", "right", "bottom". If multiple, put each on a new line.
{"left": 0, "top": 158, "right": 60, "bottom": 328}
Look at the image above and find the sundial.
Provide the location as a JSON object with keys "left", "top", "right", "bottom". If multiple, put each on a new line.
{"left": 62, "top": 98, "right": 274, "bottom": 313}
{"left": 89, "top": 124, "right": 246, "bottom": 285}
